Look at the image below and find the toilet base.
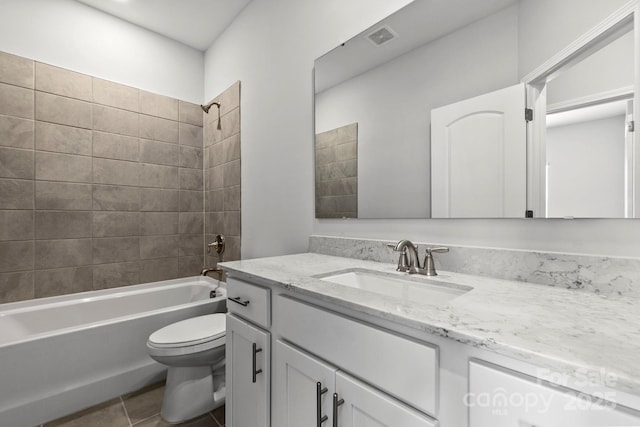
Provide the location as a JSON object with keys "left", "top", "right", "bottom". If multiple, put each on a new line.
{"left": 161, "top": 365, "right": 225, "bottom": 424}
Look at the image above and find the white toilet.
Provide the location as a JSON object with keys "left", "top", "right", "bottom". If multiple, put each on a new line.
{"left": 147, "top": 313, "right": 226, "bottom": 424}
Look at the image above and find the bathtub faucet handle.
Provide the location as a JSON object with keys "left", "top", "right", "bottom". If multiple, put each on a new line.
{"left": 207, "top": 234, "right": 225, "bottom": 258}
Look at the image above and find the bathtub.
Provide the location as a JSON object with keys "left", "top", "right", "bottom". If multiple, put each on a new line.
{"left": 0, "top": 276, "right": 226, "bottom": 427}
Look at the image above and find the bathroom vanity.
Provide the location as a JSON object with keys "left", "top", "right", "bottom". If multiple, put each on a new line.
{"left": 221, "top": 253, "right": 640, "bottom": 426}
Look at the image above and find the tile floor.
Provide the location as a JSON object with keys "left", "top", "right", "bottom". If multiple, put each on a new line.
{"left": 41, "top": 382, "right": 225, "bottom": 427}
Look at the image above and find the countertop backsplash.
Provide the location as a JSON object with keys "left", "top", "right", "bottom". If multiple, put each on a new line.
{"left": 309, "top": 235, "right": 640, "bottom": 298}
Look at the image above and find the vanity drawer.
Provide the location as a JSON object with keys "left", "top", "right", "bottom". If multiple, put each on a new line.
{"left": 275, "top": 295, "right": 438, "bottom": 417}
{"left": 226, "top": 277, "right": 271, "bottom": 328}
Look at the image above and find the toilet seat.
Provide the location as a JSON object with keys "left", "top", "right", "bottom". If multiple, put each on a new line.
{"left": 148, "top": 313, "right": 226, "bottom": 351}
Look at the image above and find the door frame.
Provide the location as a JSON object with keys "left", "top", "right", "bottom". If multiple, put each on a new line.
{"left": 521, "top": 0, "right": 639, "bottom": 217}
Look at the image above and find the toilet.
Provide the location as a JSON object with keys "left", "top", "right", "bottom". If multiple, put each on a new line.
{"left": 147, "top": 313, "right": 226, "bottom": 424}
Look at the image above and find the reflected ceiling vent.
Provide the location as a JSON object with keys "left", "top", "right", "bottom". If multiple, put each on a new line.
{"left": 366, "top": 26, "right": 397, "bottom": 47}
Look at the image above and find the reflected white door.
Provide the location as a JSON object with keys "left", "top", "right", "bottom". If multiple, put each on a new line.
{"left": 431, "top": 83, "right": 527, "bottom": 218}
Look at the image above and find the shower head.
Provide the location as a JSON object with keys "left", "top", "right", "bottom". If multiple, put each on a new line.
{"left": 201, "top": 101, "right": 220, "bottom": 113}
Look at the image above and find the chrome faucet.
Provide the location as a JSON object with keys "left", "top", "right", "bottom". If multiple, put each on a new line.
{"left": 388, "top": 240, "right": 449, "bottom": 276}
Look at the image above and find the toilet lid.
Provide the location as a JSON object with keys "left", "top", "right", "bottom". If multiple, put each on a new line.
{"left": 148, "top": 313, "right": 226, "bottom": 348}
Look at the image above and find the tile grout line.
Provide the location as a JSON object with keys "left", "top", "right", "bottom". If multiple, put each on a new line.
{"left": 119, "top": 396, "right": 133, "bottom": 427}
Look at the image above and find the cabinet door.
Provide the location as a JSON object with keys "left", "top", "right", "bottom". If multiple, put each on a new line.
{"left": 469, "top": 360, "right": 640, "bottom": 427}
{"left": 273, "top": 340, "right": 336, "bottom": 427}
{"left": 226, "top": 314, "right": 270, "bottom": 427}
{"left": 334, "top": 372, "right": 437, "bottom": 427}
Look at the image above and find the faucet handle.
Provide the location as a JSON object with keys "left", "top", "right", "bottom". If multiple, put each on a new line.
{"left": 426, "top": 246, "right": 449, "bottom": 255}
{"left": 423, "top": 246, "right": 449, "bottom": 276}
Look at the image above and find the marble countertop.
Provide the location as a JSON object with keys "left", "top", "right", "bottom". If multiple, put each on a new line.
{"left": 220, "top": 253, "right": 640, "bottom": 398}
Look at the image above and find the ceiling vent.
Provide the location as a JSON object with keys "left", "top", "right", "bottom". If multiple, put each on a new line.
{"left": 366, "top": 26, "right": 397, "bottom": 47}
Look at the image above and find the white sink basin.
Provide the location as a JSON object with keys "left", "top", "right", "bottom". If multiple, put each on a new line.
{"left": 318, "top": 269, "right": 472, "bottom": 306}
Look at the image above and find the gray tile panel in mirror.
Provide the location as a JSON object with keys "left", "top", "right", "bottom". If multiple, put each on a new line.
{"left": 309, "top": 235, "right": 640, "bottom": 298}
{"left": 313, "top": 0, "right": 636, "bottom": 219}
{"left": 0, "top": 50, "right": 222, "bottom": 303}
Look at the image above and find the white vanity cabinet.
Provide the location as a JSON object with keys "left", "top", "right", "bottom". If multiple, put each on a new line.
{"left": 272, "top": 295, "right": 438, "bottom": 426}
{"left": 226, "top": 278, "right": 271, "bottom": 427}
{"left": 469, "top": 360, "right": 640, "bottom": 427}
{"left": 274, "top": 339, "right": 437, "bottom": 427}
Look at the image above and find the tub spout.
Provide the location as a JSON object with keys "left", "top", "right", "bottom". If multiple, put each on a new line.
{"left": 200, "top": 267, "right": 224, "bottom": 279}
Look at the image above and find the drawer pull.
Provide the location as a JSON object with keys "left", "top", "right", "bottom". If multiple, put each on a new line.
{"left": 229, "top": 296, "right": 250, "bottom": 307}
{"left": 332, "top": 393, "right": 344, "bottom": 427}
{"left": 252, "top": 343, "right": 263, "bottom": 383}
{"left": 316, "top": 382, "right": 328, "bottom": 426}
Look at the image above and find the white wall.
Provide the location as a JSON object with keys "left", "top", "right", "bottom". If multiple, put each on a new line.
{"left": 315, "top": 6, "right": 519, "bottom": 218}
{"left": 203, "top": 0, "right": 414, "bottom": 259}
{"left": 206, "top": 0, "right": 640, "bottom": 259}
{"left": 0, "top": 0, "right": 204, "bottom": 103}
{"left": 546, "top": 115, "right": 626, "bottom": 218}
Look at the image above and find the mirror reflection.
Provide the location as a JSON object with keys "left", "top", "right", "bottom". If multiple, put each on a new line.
{"left": 313, "top": 0, "right": 637, "bottom": 219}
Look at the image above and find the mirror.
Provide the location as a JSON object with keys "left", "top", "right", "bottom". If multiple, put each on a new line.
{"left": 314, "top": 0, "right": 637, "bottom": 219}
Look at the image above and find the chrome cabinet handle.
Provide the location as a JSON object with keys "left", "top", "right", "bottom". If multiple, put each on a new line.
{"left": 252, "top": 343, "right": 263, "bottom": 383}
{"left": 229, "top": 296, "right": 250, "bottom": 306}
{"left": 332, "top": 393, "right": 344, "bottom": 427}
{"left": 316, "top": 382, "right": 328, "bottom": 426}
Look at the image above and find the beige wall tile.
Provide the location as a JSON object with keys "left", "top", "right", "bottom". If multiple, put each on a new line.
{"left": 178, "top": 255, "right": 204, "bottom": 278}
{"left": 0, "top": 51, "right": 34, "bottom": 89}
{"left": 93, "top": 104, "right": 138, "bottom": 137}
{"left": 224, "top": 211, "right": 241, "bottom": 236}
{"left": 93, "top": 77, "right": 139, "bottom": 112}
{"left": 205, "top": 212, "right": 224, "bottom": 235}
{"left": 34, "top": 266, "right": 93, "bottom": 298}
{"left": 224, "top": 185, "right": 241, "bottom": 211}
{"left": 206, "top": 189, "right": 224, "bottom": 212}
{"left": 35, "top": 62, "right": 92, "bottom": 101}
{"left": 92, "top": 184, "right": 140, "bottom": 211}
{"left": 179, "top": 212, "right": 204, "bottom": 234}
{"left": 35, "top": 91, "right": 92, "bottom": 129}
{"left": 35, "top": 121, "right": 92, "bottom": 156}
{"left": 139, "top": 257, "right": 179, "bottom": 283}
{"left": 179, "top": 122, "right": 203, "bottom": 148}
{"left": 0, "top": 82, "right": 34, "bottom": 119}
{"left": 0, "top": 271, "right": 34, "bottom": 303}
{"left": 0, "top": 178, "right": 33, "bottom": 209}
{"left": 0, "top": 240, "right": 33, "bottom": 272}
{"left": 93, "top": 158, "right": 139, "bottom": 186}
{"left": 35, "top": 211, "right": 92, "bottom": 239}
{"left": 140, "top": 163, "right": 178, "bottom": 189}
{"left": 0, "top": 147, "right": 33, "bottom": 179}
{"left": 220, "top": 108, "right": 240, "bottom": 140}
{"left": 225, "top": 235, "right": 241, "bottom": 261}
{"left": 0, "top": 210, "right": 33, "bottom": 241}
{"left": 140, "top": 188, "right": 179, "bottom": 212}
{"left": 179, "top": 168, "right": 203, "bottom": 190}
{"left": 0, "top": 115, "right": 34, "bottom": 149}
{"left": 93, "top": 236, "right": 139, "bottom": 264}
{"left": 93, "top": 262, "right": 139, "bottom": 289}
{"left": 92, "top": 131, "right": 139, "bottom": 161}
{"left": 36, "top": 181, "right": 93, "bottom": 210}
{"left": 140, "top": 90, "right": 178, "bottom": 120}
{"left": 140, "top": 212, "right": 178, "bottom": 235}
{"left": 140, "top": 115, "right": 178, "bottom": 143}
{"left": 179, "top": 234, "right": 203, "bottom": 257}
{"left": 93, "top": 211, "right": 140, "bottom": 237}
{"left": 179, "top": 145, "right": 203, "bottom": 169}
{"left": 140, "top": 235, "right": 179, "bottom": 259}
{"left": 222, "top": 133, "right": 241, "bottom": 163}
{"left": 208, "top": 165, "right": 224, "bottom": 190}
{"left": 35, "top": 239, "right": 92, "bottom": 269}
{"left": 36, "top": 151, "right": 92, "bottom": 183}
{"left": 179, "top": 190, "right": 203, "bottom": 212}
{"left": 179, "top": 100, "right": 203, "bottom": 126}
{"left": 140, "top": 139, "right": 179, "bottom": 166}
{"left": 222, "top": 159, "right": 241, "bottom": 187}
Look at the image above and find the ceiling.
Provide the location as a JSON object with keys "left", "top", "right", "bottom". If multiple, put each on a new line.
{"left": 74, "top": 0, "right": 252, "bottom": 51}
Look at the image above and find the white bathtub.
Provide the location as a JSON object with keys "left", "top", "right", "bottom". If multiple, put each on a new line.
{"left": 0, "top": 276, "right": 226, "bottom": 427}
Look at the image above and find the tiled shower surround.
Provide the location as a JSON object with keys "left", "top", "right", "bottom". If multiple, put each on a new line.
{"left": 0, "top": 50, "right": 241, "bottom": 304}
